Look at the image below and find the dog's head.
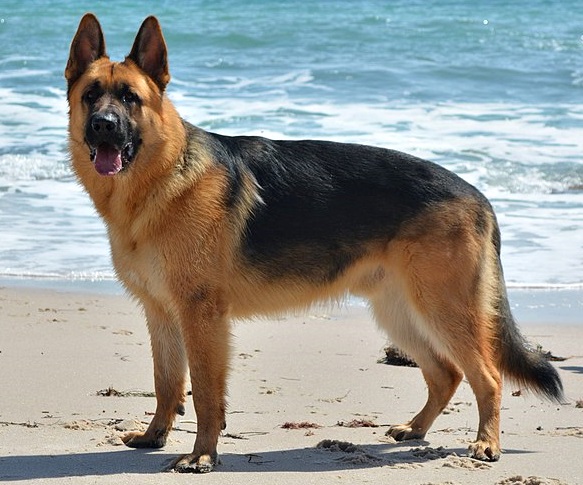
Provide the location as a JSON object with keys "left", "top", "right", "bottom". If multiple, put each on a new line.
{"left": 65, "top": 14, "right": 171, "bottom": 176}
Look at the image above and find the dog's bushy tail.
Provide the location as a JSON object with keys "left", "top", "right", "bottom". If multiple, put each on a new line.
{"left": 492, "top": 240, "right": 564, "bottom": 402}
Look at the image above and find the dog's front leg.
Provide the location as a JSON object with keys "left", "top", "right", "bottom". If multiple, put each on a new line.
{"left": 123, "top": 299, "right": 188, "bottom": 448}
{"left": 169, "top": 287, "right": 231, "bottom": 473}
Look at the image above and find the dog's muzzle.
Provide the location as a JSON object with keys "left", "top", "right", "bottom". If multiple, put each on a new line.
{"left": 85, "top": 112, "right": 137, "bottom": 176}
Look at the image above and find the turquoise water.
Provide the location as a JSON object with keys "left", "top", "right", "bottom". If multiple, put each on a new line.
{"left": 0, "top": 1, "right": 582, "bottom": 286}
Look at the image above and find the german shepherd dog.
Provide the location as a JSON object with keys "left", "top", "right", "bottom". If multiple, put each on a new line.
{"left": 66, "top": 14, "right": 563, "bottom": 473}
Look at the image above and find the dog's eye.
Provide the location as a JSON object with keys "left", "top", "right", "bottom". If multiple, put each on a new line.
{"left": 121, "top": 90, "right": 140, "bottom": 105}
{"left": 83, "top": 86, "right": 100, "bottom": 105}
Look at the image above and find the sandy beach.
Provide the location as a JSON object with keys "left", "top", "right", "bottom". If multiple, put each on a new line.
{"left": 0, "top": 285, "right": 581, "bottom": 484}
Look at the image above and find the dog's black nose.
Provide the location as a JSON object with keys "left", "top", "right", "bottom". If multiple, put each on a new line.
{"left": 90, "top": 112, "right": 119, "bottom": 134}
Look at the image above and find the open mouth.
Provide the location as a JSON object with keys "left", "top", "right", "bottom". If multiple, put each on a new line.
{"left": 89, "top": 142, "right": 136, "bottom": 176}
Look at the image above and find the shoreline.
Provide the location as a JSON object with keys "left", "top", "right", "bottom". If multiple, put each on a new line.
{"left": 1, "top": 276, "right": 582, "bottom": 325}
{"left": 0, "top": 285, "right": 582, "bottom": 484}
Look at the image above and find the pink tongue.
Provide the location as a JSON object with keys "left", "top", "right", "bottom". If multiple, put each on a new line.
{"left": 94, "top": 144, "right": 122, "bottom": 176}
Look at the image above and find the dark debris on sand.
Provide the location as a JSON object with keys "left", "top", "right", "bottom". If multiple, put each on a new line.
{"left": 378, "top": 345, "right": 418, "bottom": 367}
{"left": 281, "top": 421, "right": 322, "bottom": 429}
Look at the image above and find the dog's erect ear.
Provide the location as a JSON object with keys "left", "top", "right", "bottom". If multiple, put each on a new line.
{"left": 65, "top": 13, "right": 107, "bottom": 89}
{"left": 127, "top": 16, "right": 170, "bottom": 91}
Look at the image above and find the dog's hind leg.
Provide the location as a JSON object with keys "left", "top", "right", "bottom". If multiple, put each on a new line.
{"left": 385, "top": 209, "right": 504, "bottom": 461}
{"left": 122, "top": 299, "right": 188, "bottom": 449}
{"left": 388, "top": 350, "right": 463, "bottom": 441}
{"left": 370, "top": 283, "right": 463, "bottom": 441}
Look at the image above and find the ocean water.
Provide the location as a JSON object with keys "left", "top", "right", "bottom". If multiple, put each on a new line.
{"left": 0, "top": 0, "right": 582, "bottom": 290}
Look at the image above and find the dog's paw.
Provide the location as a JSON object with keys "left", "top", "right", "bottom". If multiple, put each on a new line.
{"left": 122, "top": 430, "right": 167, "bottom": 449}
{"left": 386, "top": 423, "right": 426, "bottom": 441}
{"left": 167, "top": 453, "right": 218, "bottom": 473}
{"left": 468, "top": 439, "right": 501, "bottom": 462}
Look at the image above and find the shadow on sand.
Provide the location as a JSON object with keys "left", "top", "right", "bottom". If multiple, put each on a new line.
{"left": 0, "top": 441, "right": 512, "bottom": 480}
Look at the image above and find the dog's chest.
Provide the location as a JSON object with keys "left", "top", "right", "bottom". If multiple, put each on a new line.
{"left": 108, "top": 229, "right": 171, "bottom": 300}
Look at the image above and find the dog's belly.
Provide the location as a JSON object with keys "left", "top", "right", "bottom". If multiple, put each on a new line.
{"left": 226, "top": 252, "right": 391, "bottom": 319}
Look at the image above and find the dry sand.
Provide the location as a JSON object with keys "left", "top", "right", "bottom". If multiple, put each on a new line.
{"left": 0, "top": 285, "right": 581, "bottom": 484}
